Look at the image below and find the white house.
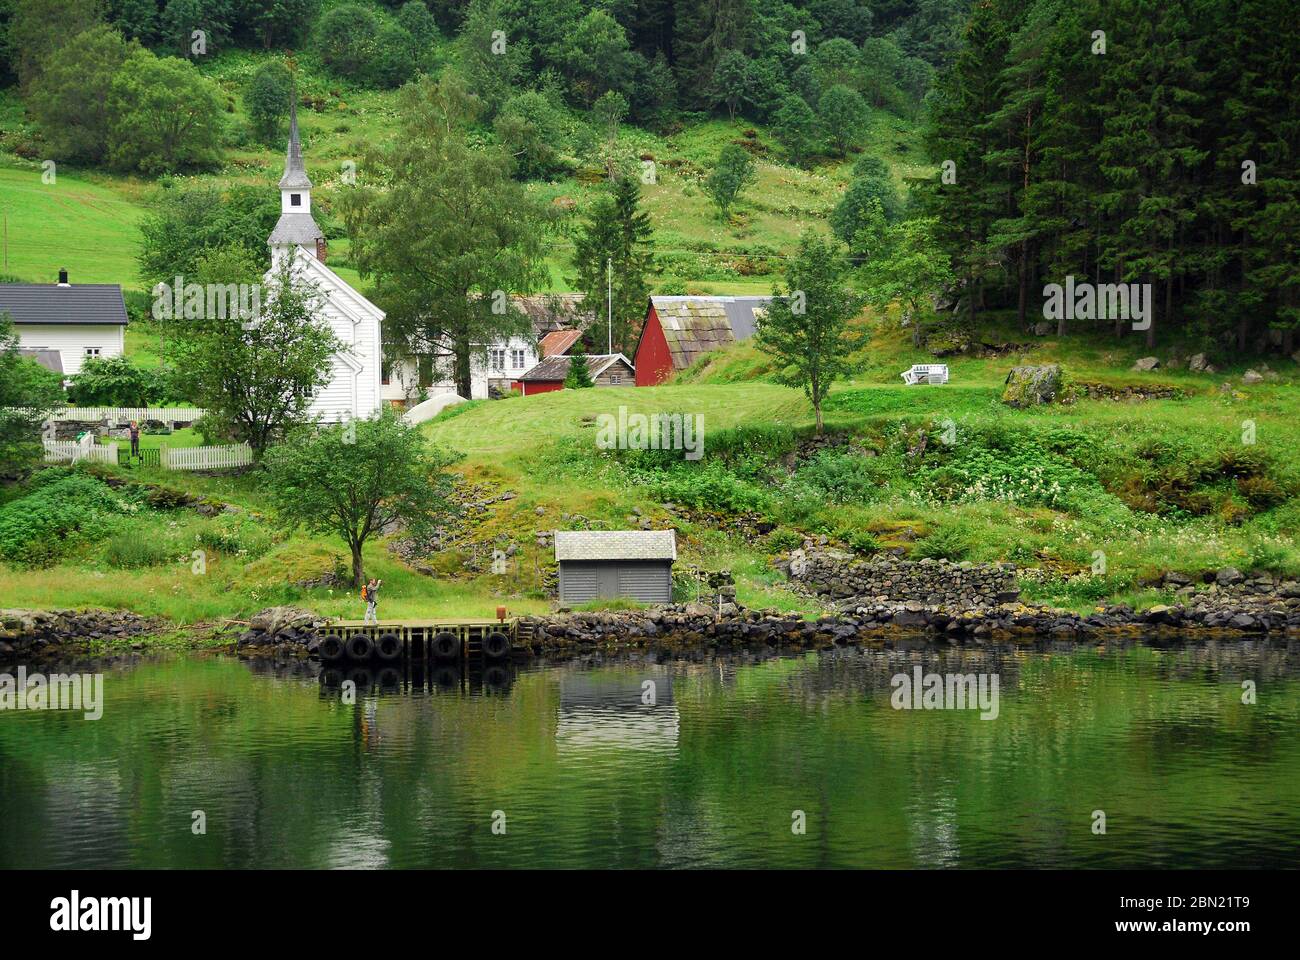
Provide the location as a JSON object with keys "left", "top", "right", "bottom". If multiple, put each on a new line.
{"left": 267, "top": 100, "right": 383, "bottom": 423}
{"left": 381, "top": 293, "right": 593, "bottom": 403}
{"left": 0, "top": 270, "right": 127, "bottom": 379}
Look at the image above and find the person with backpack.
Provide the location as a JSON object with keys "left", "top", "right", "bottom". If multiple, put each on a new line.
{"left": 363, "top": 578, "right": 382, "bottom": 623}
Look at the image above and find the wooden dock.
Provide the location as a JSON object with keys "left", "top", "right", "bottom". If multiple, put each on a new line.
{"left": 315, "top": 617, "right": 530, "bottom": 664}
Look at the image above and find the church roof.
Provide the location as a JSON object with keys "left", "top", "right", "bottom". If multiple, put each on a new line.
{"left": 269, "top": 212, "right": 324, "bottom": 245}
{"left": 279, "top": 94, "right": 313, "bottom": 191}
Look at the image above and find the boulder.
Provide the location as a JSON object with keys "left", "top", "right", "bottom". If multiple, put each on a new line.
{"left": 1242, "top": 369, "right": 1264, "bottom": 384}
{"left": 1002, "top": 364, "right": 1064, "bottom": 408}
{"left": 1215, "top": 567, "right": 1244, "bottom": 586}
{"left": 1033, "top": 321, "right": 1053, "bottom": 336}
{"left": 248, "top": 605, "right": 320, "bottom": 635}
{"left": 1132, "top": 356, "right": 1160, "bottom": 371}
{"left": 1188, "top": 353, "right": 1209, "bottom": 372}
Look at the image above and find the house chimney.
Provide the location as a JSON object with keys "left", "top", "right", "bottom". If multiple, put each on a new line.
{"left": 57, "top": 268, "right": 69, "bottom": 286}
{"left": 315, "top": 238, "right": 327, "bottom": 263}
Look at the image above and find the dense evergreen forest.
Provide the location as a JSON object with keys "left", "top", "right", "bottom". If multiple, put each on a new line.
{"left": 919, "top": 0, "right": 1300, "bottom": 355}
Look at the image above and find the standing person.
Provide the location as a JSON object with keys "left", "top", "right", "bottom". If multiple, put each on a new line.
{"left": 128, "top": 421, "right": 141, "bottom": 460}
{"left": 363, "top": 577, "right": 382, "bottom": 623}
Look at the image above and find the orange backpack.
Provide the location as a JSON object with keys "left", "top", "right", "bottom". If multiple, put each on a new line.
{"left": 360, "top": 585, "right": 368, "bottom": 602}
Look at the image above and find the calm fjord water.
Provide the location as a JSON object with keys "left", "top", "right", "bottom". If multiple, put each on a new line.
{"left": 2, "top": 640, "right": 1298, "bottom": 869}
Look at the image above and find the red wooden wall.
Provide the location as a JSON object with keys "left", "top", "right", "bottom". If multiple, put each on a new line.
{"left": 635, "top": 305, "right": 673, "bottom": 386}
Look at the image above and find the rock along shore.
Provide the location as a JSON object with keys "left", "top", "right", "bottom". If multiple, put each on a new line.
{"left": 3, "top": 552, "right": 1298, "bottom": 660}
{"left": 0, "top": 608, "right": 162, "bottom": 658}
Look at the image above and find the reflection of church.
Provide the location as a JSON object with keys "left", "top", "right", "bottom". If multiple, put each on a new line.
{"left": 556, "top": 669, "right": 680, "bottom": 754}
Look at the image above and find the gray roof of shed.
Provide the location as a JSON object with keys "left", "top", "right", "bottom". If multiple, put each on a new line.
{"left": 554, "top": 530, "right": 677, "bottom": 562}
{"left": 0, "top": 284, "right": 128, "bottom": 325}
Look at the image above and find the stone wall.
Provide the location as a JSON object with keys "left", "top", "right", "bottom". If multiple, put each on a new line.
{"left": 778, "top": 548, "right": 1020, "bottom": 609}
{"left": 0, "top": 609, "right": 160, "bottom": 657}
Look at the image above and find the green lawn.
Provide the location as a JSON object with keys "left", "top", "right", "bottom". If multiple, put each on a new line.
{"left": 0, "top": 164, "right": 143, "bottom": 284}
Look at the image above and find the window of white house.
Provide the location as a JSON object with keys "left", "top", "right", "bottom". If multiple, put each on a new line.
{"left": 291, "top": 194, "right": 302, "bottom": 207}
{"left": 510, "top": 349, "right": 527, "bottom": 368}
{"left": 489, "top": 348, "right": 506, "bottom": 370}
{"left": 84, "top": 347, "right": 101, "bottom": 357}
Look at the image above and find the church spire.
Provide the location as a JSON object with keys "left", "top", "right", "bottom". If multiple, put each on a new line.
{"left": 269, "top": 78, "right": 325, "bottom": 257}
{"left": 279, "top": 85, "right": 312, "bottom": 191}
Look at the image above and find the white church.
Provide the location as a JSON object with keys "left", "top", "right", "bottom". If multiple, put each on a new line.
{"left": 267, "top": 103, "right": 580, "bottom": 419}
{"left": 267, "top": 100, "right": 385, "bottom": 422}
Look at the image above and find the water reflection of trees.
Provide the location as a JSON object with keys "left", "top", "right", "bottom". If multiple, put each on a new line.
{"left": 2, "top": 640, "right": 1299, "bottom": 868}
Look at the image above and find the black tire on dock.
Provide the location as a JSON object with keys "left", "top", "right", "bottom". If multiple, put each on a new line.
{"left": 318, "top": 633, "right": 346, "bottom": 662}
{"left": 375, "top": 632, "right": 402, "bottom": 661}
{"left": 376, "top": 667, "right": 402, "bottom": 688}
{"left": 346, "top": 633, "right": 375, "bottom": 660}
{"left": 483, "top": 631, "right": 512, "bottom": 661}
{"left": 431, "top": 631, "right": 460, "bottom": 661}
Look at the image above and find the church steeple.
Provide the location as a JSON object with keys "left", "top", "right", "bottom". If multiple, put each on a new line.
{"left": 269, "top": 82, "right": 325, "bottom": 259}
{"left": 280, "top": 94, "right": 312, "bottom": 192}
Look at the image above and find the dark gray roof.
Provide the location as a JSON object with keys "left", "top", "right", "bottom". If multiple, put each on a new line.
{"left": 555, "top": 530, "right": 677, "bottom": 562}
{"left": 268, "top": 212, "right": 324, "bottom": 245}
{"left": 517, "top": 353, "right": 633, "bottom": 382}
{"left": 721, "top": 297, "right": 773, "bottom": 340}
{"left": 17, "top": 348, "right": 63, "bottom": 373}
{"left": 0, "top": 284, "right": 128, "bottom": 325}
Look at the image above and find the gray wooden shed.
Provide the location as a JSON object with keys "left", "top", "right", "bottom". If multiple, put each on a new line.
{"left": 555, "top": 530, "right": 676, "bottom": 604}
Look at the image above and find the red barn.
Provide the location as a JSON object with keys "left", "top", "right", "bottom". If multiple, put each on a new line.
{"left": 633, "top": 296, "right": 773, "bottom": 386}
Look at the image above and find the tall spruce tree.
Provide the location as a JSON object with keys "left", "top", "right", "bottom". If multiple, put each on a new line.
{"left": 571, "top": 176, "right": 654, "bottom": 356}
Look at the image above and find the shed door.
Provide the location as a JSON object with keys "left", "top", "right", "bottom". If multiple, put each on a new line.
{"left": 616, "top": 562, "right": 671, "bottom": 603}
{"left": 597, "top": 565, "right": 619, "bottom": 598}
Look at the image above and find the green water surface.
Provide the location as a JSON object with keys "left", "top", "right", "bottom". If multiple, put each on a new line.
{"left": 1, "top": 640, "right": 1298, "bottom": 868}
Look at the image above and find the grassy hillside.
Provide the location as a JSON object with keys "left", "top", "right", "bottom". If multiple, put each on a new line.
{"left": 0, "top": 50, "right": 928, "bottom": 297}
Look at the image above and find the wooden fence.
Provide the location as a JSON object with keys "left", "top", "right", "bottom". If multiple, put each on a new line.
{"left": 43, "top": 434, "right": 119, "bottom": 465}
{"left": 46, "top": 407, "right": 206, "bottom": 423}
{"left": 160, "top": 443, "right": 253, "bottom": 471}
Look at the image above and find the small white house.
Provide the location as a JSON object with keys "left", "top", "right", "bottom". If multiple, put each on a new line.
{"left": 0, "top": 270, "right": 127, "bottom": 378}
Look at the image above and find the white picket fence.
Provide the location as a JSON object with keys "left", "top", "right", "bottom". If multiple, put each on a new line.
{"left": 48, "top": 406, "right": 205, "bottom": 423}
{"left": 161, "top": 443, "right": 253, "bottom": 471}
{"left": 44, "top": 434, "right": 119, "bottom": 465}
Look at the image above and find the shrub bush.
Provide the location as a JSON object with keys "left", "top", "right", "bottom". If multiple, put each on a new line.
{"left": 104, "top": 529, "right": 173, "bottom": 568}
{"left": 195, "top": 515, "right": 273, "bottom": 558}
{"left": 910, "top": 525, "right": 970, "bottom": 561}
{"left": 0, "top": 471, "right": 132, "bottom": 565}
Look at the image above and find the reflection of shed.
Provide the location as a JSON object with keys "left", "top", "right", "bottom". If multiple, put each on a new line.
{"left": 557, "top": 670, "right": 679, "bottom": 753}
{"left": 555, "top": 530, "right": 676, "bottom": 604}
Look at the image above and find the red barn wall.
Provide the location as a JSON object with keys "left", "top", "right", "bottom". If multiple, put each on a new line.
{"left": 635, "top": 305, "right": 673, "bottom": 386}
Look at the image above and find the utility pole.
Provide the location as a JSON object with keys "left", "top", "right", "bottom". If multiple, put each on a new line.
{"left": 606, "top": 257, "right": 613, "bottom": 355}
